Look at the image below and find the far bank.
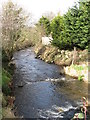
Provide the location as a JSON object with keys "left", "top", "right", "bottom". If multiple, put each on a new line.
{"left": 34, "top": 44, "right": 88, "bottom": 83}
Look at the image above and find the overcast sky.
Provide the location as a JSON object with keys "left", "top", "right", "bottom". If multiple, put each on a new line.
{"left": 0, "top": 0, "right": 79, "bottom": 23}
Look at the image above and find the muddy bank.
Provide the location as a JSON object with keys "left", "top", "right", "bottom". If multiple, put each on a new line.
{"left": 34, "top": 44, "right": 88, "bottom": 82}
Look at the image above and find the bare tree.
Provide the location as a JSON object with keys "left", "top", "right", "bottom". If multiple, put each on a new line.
{"left": 1, "top": 0, "right": 29, "bottom": 59}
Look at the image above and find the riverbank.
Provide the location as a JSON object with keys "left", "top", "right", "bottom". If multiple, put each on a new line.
{"left": 12, "top": 48, "right": 89, "bottom": 119}
{"left": 34, "top": 44, "right": 88, "bottom": 83}
{"left": 2, "top": 50, "right": 16, "bottom": 118}
{"left": 2, "top": 69, "right": 15, "bottom": 118}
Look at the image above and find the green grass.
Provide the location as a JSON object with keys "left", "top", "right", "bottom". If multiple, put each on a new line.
{"left": 70, "top": 64, "right": 88, "bottom": 81}
{"left": 2, "top": 69, "right": 11, "bottom": 95}
{"left": 2, "top": 69, "right": 11, "bottom": 84}
{"left": 78, "top": 75, "right": 84, "bottom": 81}
{"left": 71, "top": 64, "right": 88, "bottom": 72}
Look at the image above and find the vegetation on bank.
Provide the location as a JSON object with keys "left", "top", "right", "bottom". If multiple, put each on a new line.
{"left": 34, "top": 44, "right": 88, "bottom": 82}
{"left": 2, "top": 0, "right": 30, "bottom": 60}
{"left": 1, "top": 0, "right": 42, "bottom": 59}
{"left": 64, "top": 64, "right": 88, "bottom": 82}
{"left": 2, "top": 49, "right": 15, "bottom": 118}
{"left": 2, "top": 72, "right": 15, "bottom": 118}
{"left": 2, "top": 0, "right": 89, "bottom": 57}
{"left": 1, "top": 0, "right": 89, "bottom": 118}
{"left": 2, "top": 69, "right": 11, "bottom": 96}
{"left": 39, "top": 1, "right": 89, "bottom": 50}
{"left": 1, "top": 0, "right": 42, "bottom": 118}
{"left": 35, "top": 0, "right": 89, "bottom": 83}
{"left": 1, "top": 0, "right": 28, "bottom": 118}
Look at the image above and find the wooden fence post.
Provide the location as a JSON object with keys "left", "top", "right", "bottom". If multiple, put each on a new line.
{"left": 72, "top": 47, "right": 77, "bottom": 65}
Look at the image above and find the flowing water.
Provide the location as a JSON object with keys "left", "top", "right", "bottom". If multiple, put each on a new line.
{"left": 13, "top": 48, "right": 88, "bottom": 119}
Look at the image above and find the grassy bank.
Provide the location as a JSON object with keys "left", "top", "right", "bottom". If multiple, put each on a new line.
{"left": 2, "top": 69, "right": 11, "bottom": 96}
{"left": 64, "top": 64, "right": 88, "bottom": 82}
{"left": 34, "top": 44, "right": 88, "bottom": 82}
{"left": 2, "top": 50, "right": 15, "bottom": 118}
{"left": 2, "top": 68, "right": 15, "bottom": 118}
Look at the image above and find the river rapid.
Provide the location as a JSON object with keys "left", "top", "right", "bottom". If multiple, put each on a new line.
{"left": 13, "top": 48, "right": 88, "bottom": 119}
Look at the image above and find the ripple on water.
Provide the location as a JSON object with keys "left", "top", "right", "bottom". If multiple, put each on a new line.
{"left": 13, "top": 48, "right": 88, "bottom": 118}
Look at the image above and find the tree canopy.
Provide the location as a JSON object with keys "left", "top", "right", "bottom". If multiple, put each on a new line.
{"left": 39, "top": 16, "right": 51, "bottom": 36}
{"left": 1, "top": 0, "right": 28, "bottom": 59}
{"left": 39, "top": 0, "right": 89, "bottom": 50}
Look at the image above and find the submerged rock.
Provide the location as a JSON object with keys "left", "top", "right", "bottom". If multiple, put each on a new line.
{"left": 8, "top": 61, "right": 16, "bottom": 69}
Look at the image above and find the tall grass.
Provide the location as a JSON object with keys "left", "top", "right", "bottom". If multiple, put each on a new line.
{"left": 2, "top": 69, "right": 11, "bottom": 96}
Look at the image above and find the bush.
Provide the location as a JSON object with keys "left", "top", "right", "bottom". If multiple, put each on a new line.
{"left": 2, "top": 49, "right": 9, "bottom": 62}
{"left": 2, "top": 69, "right": 11, "bottom": 96}
{"left": 51, "top": 15, "right": 64, "bottom": 49}
{"left": 39, "top": 16, "right": 51, "bottom": 36}
{"left": 50, "top": 1, "right": 89, "bottom": 50}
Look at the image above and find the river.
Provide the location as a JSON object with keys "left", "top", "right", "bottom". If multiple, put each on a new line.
{"left": 13, "top": 48, "right": 88, "bottom": 119}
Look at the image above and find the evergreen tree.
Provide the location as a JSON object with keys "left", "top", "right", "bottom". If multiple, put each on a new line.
{"left": 50, "top": 14, "right": 64, "bottom": 48}
{"left": 39, "top": 16, "right": 51, "bottom": 36}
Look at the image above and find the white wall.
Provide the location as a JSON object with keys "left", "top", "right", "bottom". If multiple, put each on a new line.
{"left": 42, "top": 37, "right": 53, "bottom": 45}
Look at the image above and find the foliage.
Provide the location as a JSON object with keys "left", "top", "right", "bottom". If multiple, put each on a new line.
{"left": 71, "top": 64, "right": 87, "bottom": 71}
{"left": 50, "top": 14, "right": 64, "bottom": 48}
{"left": 39, "top": 16, "right": 51, "bottom": 36}
{"left": 2, "top": 49, "right": 9, "bottom": 62}
{"left": 43, "top": 11, "right": 55, "bottom": 21}
{"left": 14, "top": 25, "right": 43, "bottom": 50}
{"left": 2, "top": 95, "right": 8, "bottom": 107}
{"left": 1, "top": 0, "right": 28, "bottom": 60}
{"left": 14, "top": 27, "right": 33, "bottom": 50}
{"left": 41, "top": 0, "right": 89, "bottom": 50}
{"left": 78, "top": 75, "right": 84, "bottom": 81}
{"left": 2, "top": 69, "right": 11, "bottom": 95}
{"left": 63, "top": 1, "right": 89, "bottom": 50}
{"left": 63, "top": 6, "right": 79, "bottom": 49}
{"left": 73, "top": 97, "right": 88, "bottom": 120}
{"left": 73, "top": 112, "right": 84, "bottom": 119}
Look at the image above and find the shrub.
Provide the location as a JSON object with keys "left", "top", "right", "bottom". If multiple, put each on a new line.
{"left": 2, "top": 69, "right": 11, "bottom": 96}
{"left": 50, "top": 1, "right": 89, "bottom": 50}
